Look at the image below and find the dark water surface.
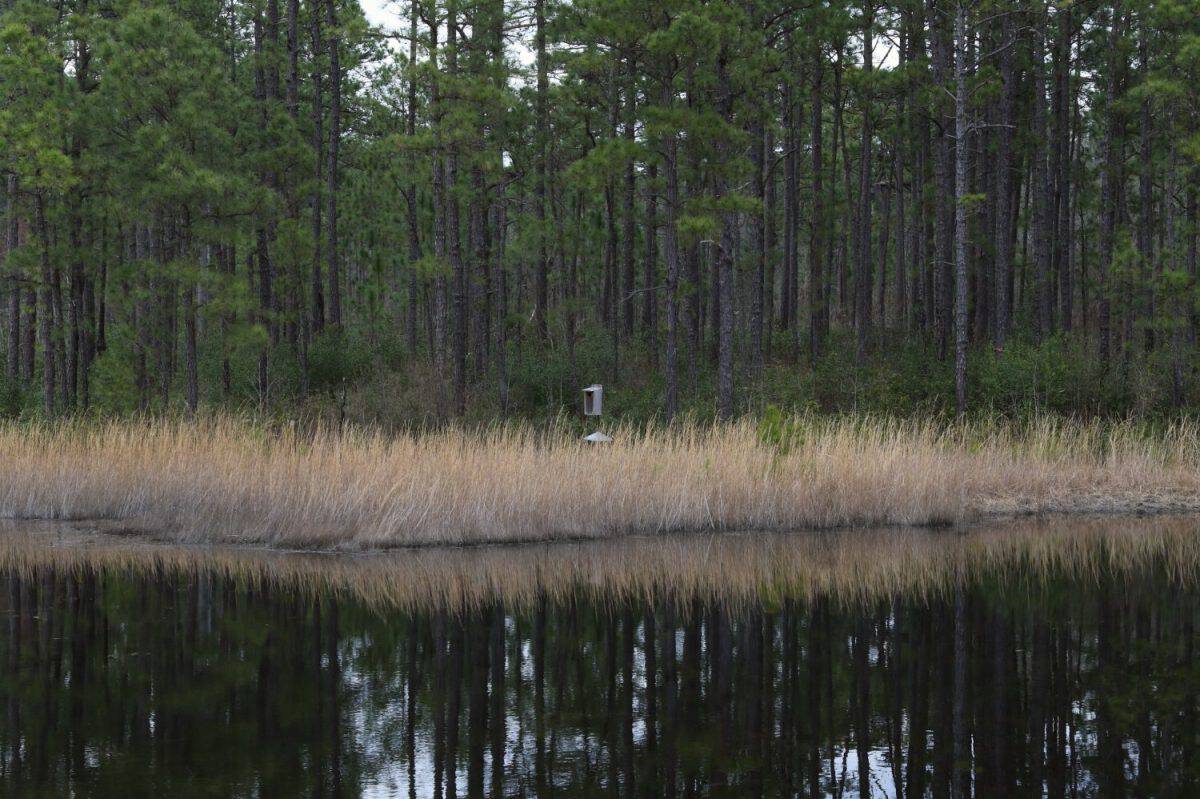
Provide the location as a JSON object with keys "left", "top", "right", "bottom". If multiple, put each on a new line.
{"left": 3, "top": 520, "right": 1200, "bottom": 797}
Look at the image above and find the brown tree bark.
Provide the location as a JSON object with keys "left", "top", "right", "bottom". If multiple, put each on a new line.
{"left": 621, "top": 51, "right": 637, "bottom": 339}
{"left": 533, "top": 0, "right": 549, "bottom": 339}
{"left": 4, "top": 175, "right": 17, "bottom": 384}
{"left": 324, "top": 0, "right": 342, "bottom": 328}
{"left": 856, "top": 1, "right": 874, "bottom": 362}
{"left": 992, "top": 7, "right": 1015, "bottom": 348}
{"left": 309, "top": 0, "right": 325, "bottom": 333}
{"left": 952, "top": 0, "right": 970, "bottom": 415}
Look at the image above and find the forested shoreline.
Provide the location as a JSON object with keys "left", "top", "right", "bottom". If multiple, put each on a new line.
{"left": 1, "top": 0, "right": 1197, "bottom": 424}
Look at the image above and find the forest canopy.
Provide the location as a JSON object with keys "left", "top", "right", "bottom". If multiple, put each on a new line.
{"left": 0, "top": 0, "right": 1198, "bottom": 424}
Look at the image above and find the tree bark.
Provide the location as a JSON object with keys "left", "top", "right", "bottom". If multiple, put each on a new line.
{"left": 621, "top": 51, "right": 637, "bottom": 339}
{"left": 661, "top": 69, "right": 681, "bottom": 422}
{"left": 324, "top": 0, "right": 342, "bottom": 327}
{"left": 533, "top": 0, "right": 549, "bottom": 339}
{"left": 4, "top": 175, "right": 18, "bottom": 383}
{"left": 992, "top": 7, "right": 1015, "bottom": 348}
{"left": 1097, "top": 5, "right": 1123, "bottom": 365}
{"left": 35, "top": 195, "right": 55, "bottom": 414}
{"left": 953, "top": 0, "right": 970, "bottom": 415}
{"left": 448, "top": 0, "right": 466, "bottom": 415}
{"left": 716, "top": 48, "right": 735, "bottom": 420}
{"left": 309, "top": 0, "right": 325, "bottom": 333}
{"left": 930, "top": 0, "right": 955, "bottom": 361}
{"left": 856, "top": 1, "right": 874, "bottom": 361}
{"left": 1031, "top": 11, "right": 1054, "bottom": 343}
{"left": 809, "top": 56, "right": 826, "bottom": 361}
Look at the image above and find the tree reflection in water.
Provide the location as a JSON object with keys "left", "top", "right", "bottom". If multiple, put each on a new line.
{"left": 2, "top": 523, "right": 1200, "bottom": 797}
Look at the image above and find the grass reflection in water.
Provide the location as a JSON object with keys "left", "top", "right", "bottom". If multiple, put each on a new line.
{"left": 1, "top": 516, "right": 1199, "bottom": 796}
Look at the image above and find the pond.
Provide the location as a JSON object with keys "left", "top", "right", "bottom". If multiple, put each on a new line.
{"left": 1, "top": 517, "right": 1199, "bottom": 797}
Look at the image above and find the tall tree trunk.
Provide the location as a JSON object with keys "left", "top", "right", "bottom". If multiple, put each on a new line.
{"left": 992, "top": 8, "right": 1015, "bottom": 348}
{"left": 1136, "top": 24, "right": 1154, "bottom": 352}
{"left": 750, "top": 114, "right": 766, "bottom": 368}
{"left": 809, "top": 56, "right": 826, "bottom": 362}
{"left": 4, "top": 175, "right": 17, "bottom": 383}
{"left": 1032, "top": 11, "right": 1054, "bottom": 343}
{"left": 644, "top": 161, "right": 659, "bottom": 359}
{"left": 716, "top": 48, "right": 735, "bottom": 420}
{"left": 253, "top": 12, "right": 272, "bottom": 407}
{"left": 930, "top": 0, "right": 955, "bottom": 361}
{"left": 184, "top": 279, "right": 198, "bottom": 415}
{"left": 309, "top": 1, "right": 325, "bottom": 333}
{"left": 533, "top": 0, "right": 549, "bottom": 339}
{"left": 782, "top": 74, "right": 797, "bottom": 335}
{"left": 893, "top": 25, "right": 910, "bottom": 333}
{"left": 1053, "top": 3, "right": 1073, "bottom": 332}
{"left": 428, "top": 11, "right": 447, "bottom": 389}
{"left": 953, "top": 0, "right": 970, "bottom": 415}
{"left": 1097, "top": 5, "right": 1122, "bottom": 365}
{"left": 34, "top": 195, "right": 55, "bottom": 415}
{"left": 856, "top": 1, "right": 874, "bottom": 361}
{"left": 621, "top": 51, "right": 637, "bottom": 339}
{"left": 448, "top": 0, "right": 466, "bottom": 416}
{"left": 324, "top": 0, "right": 342, "bottom": 327}
{"left": 405, "top": 0, "right": 421, "bottom": 354}
{"left": 661, "top": 68, "right": 681, "bottom": 422}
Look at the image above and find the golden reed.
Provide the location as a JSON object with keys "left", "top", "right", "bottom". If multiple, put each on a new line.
{"left": 0, "top": 415, "right": 1197, "bottom": 548}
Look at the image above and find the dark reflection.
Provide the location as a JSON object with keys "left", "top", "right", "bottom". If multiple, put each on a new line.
{"left": 2, "top": 545, "right": 1200, "bottom": 796}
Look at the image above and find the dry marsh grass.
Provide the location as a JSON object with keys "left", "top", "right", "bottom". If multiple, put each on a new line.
{"left": 0, "top": 415, "right": 1198, "bottom": 548}
{"left": 3, "top": 516, "right": 1199, "bottom": 613}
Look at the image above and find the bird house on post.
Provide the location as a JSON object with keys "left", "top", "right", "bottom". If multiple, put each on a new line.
{"left": 583, "top": 384, "right": 603, "bottom": 416}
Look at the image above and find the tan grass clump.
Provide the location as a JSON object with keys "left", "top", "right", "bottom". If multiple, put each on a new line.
{"left": 0, "top": 415, "right": 1197, "bottom": 548}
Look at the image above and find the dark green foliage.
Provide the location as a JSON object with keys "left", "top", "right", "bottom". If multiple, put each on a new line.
{"left": 0, "top": 0, "right": 1197, "bottom": 425}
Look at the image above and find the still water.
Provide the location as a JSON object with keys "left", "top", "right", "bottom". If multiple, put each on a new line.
{"left": 2, "top": 519, "right": 1200, "bottom": 797}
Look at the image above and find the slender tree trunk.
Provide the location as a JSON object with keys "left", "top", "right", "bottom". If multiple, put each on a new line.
{"left": 533, "top": 0, "right": 549, "bottom": 339}
{"left": 21, "top": 282, "right": 34, "bottom": 382}
{"left": 644, "top": 161, "right": 659, "bottom": 359}
{"left": 751, "top": 114, "right": 766, "bottom": 368}
{"left": 1053, "top": 3, "right": 1073, "bottom": 331}
{"left": 809, "top": 56, "right": 825, "bottom": 362}
{"left": 894, "top": 26, "right": 911, "bottom": 335}
{"left": 1097, "top": 6, "right": 1122, "bottom": 365}
{"left": 716, "top": 48, "right": 735, "bottom": 420}
{"left": 428, "top": 13, "right": 447, "bottom": 388}
{"left": 448, "top": 0, "right": 466, "bottom": 415}
{"left": 4, "top": 175, "right": 17, "bottom": 383}
{"left": 184, "top": 279, "right": 198, "bottom": 415}
{"left": 621, "top": 51, "right": 637, "bottom": 339}
{"left": 405, "top": 0, "right": 421, "bottom": 355}
{"left": 993, "top": 9, "right": 1015, "bottom": 348}
{"left": 309, "top": 1, "right": 325, "bottom": 332}
{"left": 661, "top": 70, "right": 681, "bottom": 422}
{"left": 34, "top": 195, "right": 55, "bottom": 415}
{"left": 856, "top": 1, "right": 874, "bottom": 361}
{"left": 1032, "top": 12, "right": 1054, "bottom": 343}
{"left": 953, "top": 0, "right": 970, "bottom": 415}
{"left": 253, "top": 13, "right": 272, "bottom": 407}
{"left": 931, "top": 0, "right": 955, "bottom": 360}
{"left": 1136, "top": 24, "right": 1154, "bottom": 352}
{"left": 782, "top": 75, "right": 797, "bottom": 334}
{"left": 325, "top": 0, "right": 342, "bottom": 327}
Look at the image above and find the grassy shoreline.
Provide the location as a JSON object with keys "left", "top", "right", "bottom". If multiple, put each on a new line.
{"left": 1, "top": 415, "right": 1198, "bottom": 549}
